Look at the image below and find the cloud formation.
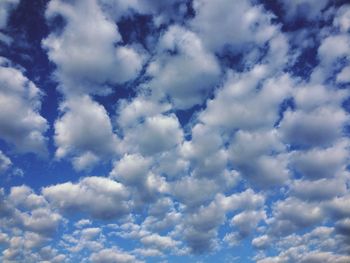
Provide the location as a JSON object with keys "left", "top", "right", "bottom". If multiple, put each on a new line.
{"left": 0, "top": 0, "right": 349, "bottom": 262}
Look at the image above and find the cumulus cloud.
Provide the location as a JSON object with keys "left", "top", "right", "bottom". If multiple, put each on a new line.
{"left": 54, "top": 95, "right": 119, "bottom": 170}
{"left": 0, "top": 150, "right": 11, "bottom": 174}
{"left": 42, "top": 176, "right": 130, "bottom": 219}
{"left": 191, "top": 0, "right": 277, "bottom": 52}
{"left": 145, "top": 25, "right": 221, "bottom": 109}
{"left": 121, "top": 114, "right": 183, "bottom": 156}
{"left": 0, "top": 60, "right": 48, "bottom": 156}
{"left": 42, "top": 0, "right": 144, "bottom": 96}
{"left": 90, "top": 247, "right": 143, "bottom": 263}
{"left": 1, "top": 0, "right": 350, "bottom": 262}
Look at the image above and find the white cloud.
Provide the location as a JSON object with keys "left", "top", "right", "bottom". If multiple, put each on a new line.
{"left": 200, "top": 69, "right": 293, "bottom": 132}
{"left": 336, "top": 65, "right": 350, "bottom": 83}
{"left": 279, "top": 106, "right": 348, "bottom": 148}
{"left": 145, "top": 25, "right": 221, "bottom": 109}
{"left": 116, "top": 96, "right": 171, "bottom": 129}
{"left": 0, "top": 150, "right": 11, "bottom": 174}
{"left": 110, "top": 153, "right": 150, "bottom": 185}
{"left": 0, "top": 61, "right": 48, "bottom": 156}
{"left": 191, "top": 0, "right": 277, "bottom": 52}
{"left": 290, "top": 140, "right": 349, "bottom": 179}
{"left": 42, "top": 0, "right": 144, "bottom": 96}
{"left": 121, "top": 114, "right": 183, "bottom": 156}
{"left": 90, "top": 247, "right": 143, "bottom": 263}
{"left": 54, "top": 95, "right": 119, "bottom": 170}
{"left": 42, "top": 176, "right": 130, "bottom": 219}
{"left": 334, "top": 5, "right": 350, "bottom": 33}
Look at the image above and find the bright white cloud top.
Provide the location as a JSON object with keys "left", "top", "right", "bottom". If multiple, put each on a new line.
{"left": 0, "top": 0, "right": 349, "bottom": 262}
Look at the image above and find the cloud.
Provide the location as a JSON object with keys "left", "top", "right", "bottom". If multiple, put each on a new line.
{"left": 0, "top": 60, "right": 48, "bottom": 156}
{"left": 200, "top": 69, "right": 293, "bottom": 132}
{"left": 42, "top": 176, "right": 130, "bottom": 219}
{"left": 191, "top": 0, "right": 277, "bottom": 52}
{"left": 1, "top": 0, "right": 350, "bottom": 262}
{"left": 0, "top": 0, "right": 19, "bottom": 29}
{"left": 42, "top": 0, "right": 144, "bottom": 96}
{"left": 290, "top": 140, "right": 349, "bottom": 180}
{"left": 54, "top": 95, "right": 119, "bottom": 170}
{"left": 279, "top": 106, "right": 348, "bottom": 148}
{"left": 90, "top": 247, "right": 143, "bottom": 263}
{"left": 121, "top": 114, "right": 183, "bottom": 156}
{"left": 145, "top": 25, "right": 221, "bottom": 109}
{"left": 0, "top": 150, "right": 11, "bottom": 174}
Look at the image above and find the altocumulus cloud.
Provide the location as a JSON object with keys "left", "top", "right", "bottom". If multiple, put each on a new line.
{"left": 0, "top": 0, "right": 350, "bottom": 262}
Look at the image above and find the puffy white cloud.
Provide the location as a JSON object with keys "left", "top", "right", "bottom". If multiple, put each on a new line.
{"left": 140, "top": 234, "right": 179, "bottom": 250}
{"left": 279, "top": 106, "right": 348, "bottom": 148}
{"left": 230, "top": 210, "right": 266, "bottom": 238}
{"left": 268, "top": 197, "right": 324, "bottom": 236}
{"left": 9, "top": 185, "right": 47, "bottom": 210}
{"left": 42, "top": 0, "right": 144, "bottom": 95}
{"left": 191, "top": 0, "right": 277, "bottom": 52}
{"left": 116, "top": 96, "right": 171, "bottom": 129}
{"left": 337, "top": 65, "right": 350, "bottom": 83}
{"left": 200, "top": 69, "right": 293, "bottom": 132}
{"left": 145, "top": 25, "right": 221, "bottom": 109}
{"left": 109, "top": 154, "right": 167, "bottom": 205}
{"left": 171, "top": 177, "right": 220, "bottom": 208}
{"left": 311, "top": 34, "right": 350, "bottom": 83}
{"left": 229, "top": 129, "right": 289, "bottom": 187}
{"left": 179, "top": 189, "right": 265, "bottom": 253}
{"left": 121, "top": 114, "right": 183, "bottom": 156}
{"left": 90, "top": 247, "right": 143, "bottom": 263}
{"left": 146, "top": 26, "right": 221, "bottom": 109}
{"left": 290, "top": 178, "right": 347, "bottom": 201}
{"left": 42, "top": 176, "right": 130, "bottom": 219}
{"left": 110, "top": 153, "right": 150, "bottom": 184}
{"left": 290, "top": 140, "right": 349, "bottom": 179}
{"left": 334, "top": 4, "right": 350, "bottom": 33}
{"left": 2, "top": 0, "right": 350, "bottom": 261}
{"left": 0, "top": 150, "right": 11, "bottom": 174}
{"left": 0, "top": 61, "right": 48, "bottom": 156}
{"left": 54, "top": 95, "right": 119, "bottom": 170}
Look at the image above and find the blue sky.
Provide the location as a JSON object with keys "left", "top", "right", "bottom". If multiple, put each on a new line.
{"left": 0, "top": 0, "right": 350, "bottom": 262}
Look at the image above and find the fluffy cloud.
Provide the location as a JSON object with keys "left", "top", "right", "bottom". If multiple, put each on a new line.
{"left": 145, "top": 25, "right": 221, "bottom": 109}
{"left": 42, "top": 0, "right": 144, "bottom": 95}
{"left": 191, "top": 0, "right": 277, "bottom": 52}
{"left": 0, "top": 150, "right": 11, "bottom": 174}
{"left": 1, "top": 0, "right": 350, "bottom": 262}
{"left": 42, "top": 176, "right": 129, "bottom": 219}
{"left": 121, "top": 114, "right": 183, "bottom": 156}
{"left": 54, "top": 95, "right": 119, "bottom": 170}
{"left": 90, "top": 247, "right": 143, "bottom": 263}
{"left": 200, "top": 69, "right": 293, "bottom": 132}
{"left": 0, "top": 60, "right": 48, "bottom": 156}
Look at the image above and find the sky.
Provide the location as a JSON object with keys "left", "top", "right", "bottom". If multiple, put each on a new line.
{"left": 0, "top": 0, "right": 350, "bottom": 262}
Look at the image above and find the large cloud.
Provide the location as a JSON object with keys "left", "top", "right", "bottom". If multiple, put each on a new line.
{"left": 145, "top": 25, "right": 221, "bottom": 109}
{"left": 42, "top": 0, "right": 144, "bottom": 95}
{"left": 42, "top": 176, "right": 130, "bottom": 219}
{"left": 54, "top": 95, "right": 119, "bottom": 170}
{"left": 1, "top": 0, "right": 350, "bottom": 262}
{"left": 0, "top": 60, "right": 48, "bottom": 156}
